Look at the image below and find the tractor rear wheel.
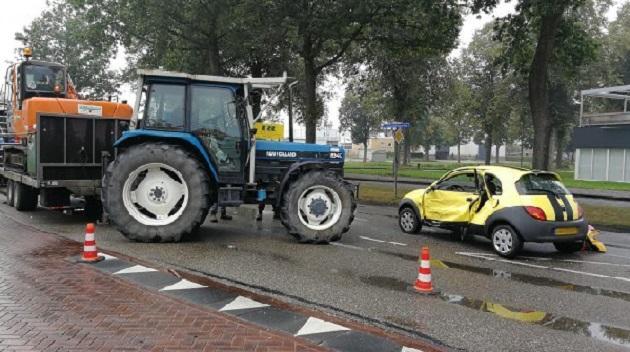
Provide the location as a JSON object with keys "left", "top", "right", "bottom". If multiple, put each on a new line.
{"left": 102, "top": 143, "right": 211, "bottom": 242}
{"left": 280, "top": 170, "right": 355, "bottom": 243}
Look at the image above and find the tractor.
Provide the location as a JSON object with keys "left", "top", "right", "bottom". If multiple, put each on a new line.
{"left": 102, "top": 69, "right": 356, "bottom": 243}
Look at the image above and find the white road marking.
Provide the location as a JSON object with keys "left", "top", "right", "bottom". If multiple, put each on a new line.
{"left": 113, "top": 265, "right": 158, "bottom": 275}
{"left": 360, "top": 236, "right": 386, "bottom": 243}
{"left": 401, "top": 347, "right": 424, "bottom": 352}
{"left": 455, "top": 251, "right": 630, "bottom": 283}
{"left": 388, "top": 241, "right": 407, "bottom": 246}
{"left": 294, "top": 317, "right": 349, "bottom": 336}
{"left": 98, "top": 253, "right": 117, "bottom": 260}
{"left": 159, "top": 279, "right": 206, "bottom": 291}
{"left": 558, "top": 259, "right": 630, "bottom": 267}
{"left": 331, "top": 242, "right": 366, "bottom": 251}
{"left": 219, "top": 296, "right": 269, "bottom": 311}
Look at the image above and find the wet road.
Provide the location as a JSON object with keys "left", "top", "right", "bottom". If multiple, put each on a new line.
{"left": 2, "top": 197, "right": 630, "bottom": 352}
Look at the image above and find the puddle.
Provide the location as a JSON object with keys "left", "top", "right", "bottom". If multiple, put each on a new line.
{"left": 441, "top": 260, "right": 630, "bottom": 303}
{"left": 358, "top": 273, "right": 630, "bottom": 347}
{"left": 440, "top": 293, "right": 630, "bottom": 347}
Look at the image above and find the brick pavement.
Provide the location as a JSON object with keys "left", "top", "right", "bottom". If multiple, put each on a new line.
{"left": 0, "top": 214, "right": 327, "bottom": 352}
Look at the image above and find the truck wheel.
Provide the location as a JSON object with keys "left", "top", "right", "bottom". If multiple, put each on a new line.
{"left": 491, "top": 224, "right": 522, "bottom": 258}
{"left": 14, "top": 182, "right": 38, "bottom": 211}
{"left": 6, "top": 180, "right": 15, "bottom": 207}
{"left": 103, "top": 143, "right": 211, "bottom": 242}
{"left": 554, "top": 241, "right": 584, "bottom": 253}
{"left": 280, "top": 170, "right": 355, "bottom": 243}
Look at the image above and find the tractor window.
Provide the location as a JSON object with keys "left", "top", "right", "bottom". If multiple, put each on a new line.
{"left": 190, "top": 85, "right": 241, "bottom": 172}
{"left": 144, "top": 84, "right": 185, "bottom": 130}
{"left": 438, "top": 172, "right": 477, "bottom": 192}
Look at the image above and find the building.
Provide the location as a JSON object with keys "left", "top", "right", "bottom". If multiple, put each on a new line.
{"left": 573, "top": 85, "right": 630, "bottom": 183}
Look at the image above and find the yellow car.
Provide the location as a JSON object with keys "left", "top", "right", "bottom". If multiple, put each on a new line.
{"left": 398, "top": 166, "right": 587, "bottom": 258}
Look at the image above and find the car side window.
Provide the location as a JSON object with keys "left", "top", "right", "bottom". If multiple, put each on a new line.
{"left": 437, "top": 172, "right": 476, "bottom": 192}
{"left": 484, "top": 173, "right": 503, "bottom": 196}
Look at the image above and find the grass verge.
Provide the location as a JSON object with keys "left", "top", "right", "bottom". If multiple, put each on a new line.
{"left": 357, "top": 183, "right": 630, "bottom": 232}
{"left": 345, "top": 161, "right": 630, "bottom": 192}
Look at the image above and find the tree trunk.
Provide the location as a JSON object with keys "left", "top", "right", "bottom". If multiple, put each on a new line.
{"left": 529, "top": 12, "right": 564, "bottom": 170}
{"left": 363, "top": 141, "right": 368, "bottom": 163}
{"left": 554, "top": 129, "right": 564, "bottom": 170}
{"left": 495, "top": 143, "right": 500, "bottom": 164}
{"left": 484, "top": 133, "right": 492, "bottom": 165}
{"left": 302, "top": 38, "right": 318, "bottom": 144}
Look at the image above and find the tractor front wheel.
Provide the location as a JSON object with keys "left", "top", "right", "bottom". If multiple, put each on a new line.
{"left": 102, "top": 143, "right": 211, "bottom": 242}
{"left": 280, "top": 170, "right": 356, "bottom": 243}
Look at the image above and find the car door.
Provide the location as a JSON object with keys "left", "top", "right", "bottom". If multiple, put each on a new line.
{"left": 422, "top": 171, "right": 479, "bottom": 223}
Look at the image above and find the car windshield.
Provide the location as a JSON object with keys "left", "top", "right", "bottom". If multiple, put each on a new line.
{"left": 515, "top": 173, "right": 570, "bottom": 195}
{"left": 23, "top": 64, "right": 65, "bottom": 93}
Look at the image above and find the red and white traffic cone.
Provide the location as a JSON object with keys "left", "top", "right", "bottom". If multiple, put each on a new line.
{"left": 414, "top": 246, "right": 436, "bottom": 294}
{"left": 81, "top": 223, "right": 104, "bottom": 263}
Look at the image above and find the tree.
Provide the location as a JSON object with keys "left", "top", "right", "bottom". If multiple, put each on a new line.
{"left": 339, "top": 86, "right": 383, "bottom": 162}
{"left": 471, "top": 0, "right": 606, "bottom": 170}
{"left": 16, "top": 1, "right": 120, "bottom": 99}
{"left": 440, "top": 61, "right": 476, "bottom": 163}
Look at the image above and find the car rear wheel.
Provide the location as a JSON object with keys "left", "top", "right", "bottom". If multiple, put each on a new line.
{"left": 491, "top": 224, "right": 522, "bottom": 258}
{"left": 398, "top": 206, "right": 421, "bottom": 234}
{"left": 554, "top": 241, "right": 584, "bottom": 253}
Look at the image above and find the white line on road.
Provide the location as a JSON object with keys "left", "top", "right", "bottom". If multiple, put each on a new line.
{"left": 331, "top": 242, "right": 366, "bottom": 251}
{"left": 360, "top": 236, "right": 386, "bottom": 243}
{"left": 388, "top": 241, "right": 408, "bottom": 246}
{"left": 455, "top": 251, "right": 630, "bottom": 283}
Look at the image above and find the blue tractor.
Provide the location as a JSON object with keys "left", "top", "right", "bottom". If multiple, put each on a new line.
{"left": 102, "top": 70, "right": 356, "bottom": 243}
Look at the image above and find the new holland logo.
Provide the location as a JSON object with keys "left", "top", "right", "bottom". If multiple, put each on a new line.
{"left": 266, "top": 151, "right": 297, "bottom": 158}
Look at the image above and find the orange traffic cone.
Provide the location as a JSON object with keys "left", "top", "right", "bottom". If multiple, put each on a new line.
{"left": 414, "top": 247, "right": 435, "bottom": 294}
{"left": 81, "top": 223, "right": 104, "bottom": 263}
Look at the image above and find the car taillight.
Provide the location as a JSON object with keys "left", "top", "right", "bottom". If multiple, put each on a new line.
{"left": 525, "top": 206, "right": 547, "bottom": 221}
{"left": 577, "top": 203, "right": 584, "bottom": 219}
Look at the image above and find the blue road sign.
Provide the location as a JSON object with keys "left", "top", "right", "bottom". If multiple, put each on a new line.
{"left": 382, "top": 122, "right": 410, "bottom": 129}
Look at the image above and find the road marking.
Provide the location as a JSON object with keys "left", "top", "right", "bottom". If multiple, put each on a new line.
{"left": 455, "top": 251, "right": 630, "bottom": 283}
{"left": 360, "top": 236, "right": 386, "bottom": 243}
{"left": 359, "top": 236, "right": 408, "bottom": 247}
{"left": 113, "top": 265, "right": 158, "bottom": 274}
{"left": 401, "top": 347, "right": 424, "bottom": 352}
{"left": 219, "top": 296, "right": 269, "bottom": 311}
{"left": 159, "top": 279, "right": 206, "bottom": 291}
{"left": 331, "top": 242, "right": 365, "bottom": 251}
{"left": 558, "top": 259, "right": 630, "bottom": 267}
{"left": 98, "top": 253, "right": 117, "bottom": 260}
{"left": 294, "top": 317, "right": 349, "bottom": 336}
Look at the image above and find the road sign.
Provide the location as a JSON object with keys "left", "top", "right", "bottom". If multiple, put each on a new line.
{"left": 394, "top": 129, "right": 405, "bottom": 144}
{"left": 382, "top": 122, "right": 410, "bottom": 129}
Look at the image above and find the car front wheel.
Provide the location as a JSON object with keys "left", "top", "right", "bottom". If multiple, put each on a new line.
{"left": 398, "top": 206, "right": 421, "bottom": 234}
{"left": 491, "top": 224, "right": 522, "bottom": 258}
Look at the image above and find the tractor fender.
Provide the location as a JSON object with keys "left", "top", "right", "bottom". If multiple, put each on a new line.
{"left": 114, "top": 130, "right": 219, "bottom": 182}
{"left": 275, "top": 161, "right": 340, "bottom": 207}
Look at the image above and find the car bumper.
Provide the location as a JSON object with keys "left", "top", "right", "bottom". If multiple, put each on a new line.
{"left": 488, "top": 207, "right": 588, "bottom": 243}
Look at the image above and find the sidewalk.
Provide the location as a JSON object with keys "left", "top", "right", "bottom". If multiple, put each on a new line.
{"left": 0, "top": 215, "right": 325, "bottom": 352}
{"left": 345, "top": 173, "right": 630, "bottom": 201}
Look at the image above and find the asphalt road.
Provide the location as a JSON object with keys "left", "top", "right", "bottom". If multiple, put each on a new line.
{"left": 2, "top": 196, "right": 630, "bottom": 352}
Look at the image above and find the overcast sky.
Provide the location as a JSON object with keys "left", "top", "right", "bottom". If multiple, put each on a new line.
{"left": 1, "top": 0, "right": 626, "bottom": 131}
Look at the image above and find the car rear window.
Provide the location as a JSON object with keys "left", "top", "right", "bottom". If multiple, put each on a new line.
{"left": 515, "top": 173, "right": 570, "bottom": 195}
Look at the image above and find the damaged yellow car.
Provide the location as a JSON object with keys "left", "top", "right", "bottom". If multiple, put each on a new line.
{"left": 398, "top": 166, "right": 589, "bottom": 258}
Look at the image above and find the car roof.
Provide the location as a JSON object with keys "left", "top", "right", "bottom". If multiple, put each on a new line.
{"left": 446, "top": 165, "right": 559, "bottom": 182}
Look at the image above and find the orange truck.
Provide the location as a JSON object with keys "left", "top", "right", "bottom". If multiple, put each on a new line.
{"left": 0, "top": 48, "right": 132, "bottom": 217}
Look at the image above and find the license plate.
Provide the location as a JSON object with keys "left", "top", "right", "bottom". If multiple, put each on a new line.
{"left": 555, "top": 227, "right": 578, "bottom": 236}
